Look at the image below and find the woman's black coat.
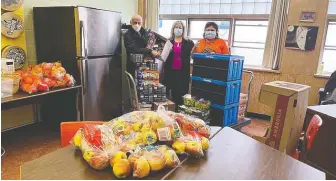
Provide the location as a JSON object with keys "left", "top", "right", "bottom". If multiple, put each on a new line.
{"left": 163, "top": 38, "right": 195, "bottom": 95}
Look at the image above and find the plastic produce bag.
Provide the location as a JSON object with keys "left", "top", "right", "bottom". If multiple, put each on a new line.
{"left": 172, "top": 131, "right": 207, "bottom": 157}
{"left": 171, "top": 112, "right": 211, "bottom": 138}
{"left": 156, "top": 105, "right": 182, "bottom": 141}
{"left": 70, "top": 124, "right": 122, "bottom": 170}
{"left": 128, "top": 145, "right": 180, "bottom": 178}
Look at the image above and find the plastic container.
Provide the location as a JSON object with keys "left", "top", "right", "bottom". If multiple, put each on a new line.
{"left": 192, "top": 53, "right": 244, "bottom": 81}
{"left": 210, "top": 103, "right": 239, "bottom": 127}
{"left": 191, "top": 76, "right": 241, "bottom": 106}
{"left": 1, "top": 73, "right": 21, "bottom": 95}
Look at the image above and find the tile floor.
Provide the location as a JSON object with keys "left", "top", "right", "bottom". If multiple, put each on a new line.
{"left": 1, "top": 123, "right": 61, "bottom": 180}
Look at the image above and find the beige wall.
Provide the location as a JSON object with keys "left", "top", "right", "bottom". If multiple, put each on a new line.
{"left": 242, "top": 0, "right": 329, "bottom": 115}
{"left": 23, "top": 0, "right": 138, "bottom": 65}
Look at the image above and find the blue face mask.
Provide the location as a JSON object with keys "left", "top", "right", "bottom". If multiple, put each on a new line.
{"left": 174, "top": 28, "right": 183, "bottom": 37}
{"left": 205, "top": 31, "right": 217, "bottom": 39}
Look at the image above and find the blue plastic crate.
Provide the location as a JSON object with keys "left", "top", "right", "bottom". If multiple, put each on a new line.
{"left": 192, "top": 53, "right": 244, "bottom": 81}
{"left": 210, "top": 103, "right": 239, "bottom": 127}
{"left": 191, "top": 76, "right": 241, "bottom": 106}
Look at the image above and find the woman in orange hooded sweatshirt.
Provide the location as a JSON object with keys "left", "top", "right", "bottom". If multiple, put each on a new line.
{"left": 194, "top": 22, "right": 230, "bottom": 54}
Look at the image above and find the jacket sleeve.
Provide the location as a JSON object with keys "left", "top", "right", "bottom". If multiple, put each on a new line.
{"left": 325, "top": 70, "right": 336, "bottom": 93}
{"left": 123, "top": 32, "right": 152, "bottom": 54}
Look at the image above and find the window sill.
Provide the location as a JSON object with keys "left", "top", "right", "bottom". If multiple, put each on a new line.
{"left": 314, "top": 74, "right": 330, "bottom": 79}
{"left": 243, "top": 66, "right": 280, "bottom": 74}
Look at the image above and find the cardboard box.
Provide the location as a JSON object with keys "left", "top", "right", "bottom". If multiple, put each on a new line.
{"left": 152, "top": 99, "right": 175, "bottom": 112}
{"left": 253, "top": 81, "right": 310, "bottom": 154}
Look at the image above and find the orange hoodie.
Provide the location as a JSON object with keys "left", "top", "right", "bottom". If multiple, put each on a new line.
{"left": 195, "top": 38, "right": 230, "bottom": 54}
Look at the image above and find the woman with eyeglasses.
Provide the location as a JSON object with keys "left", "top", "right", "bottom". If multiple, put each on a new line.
{"left": 163, "top": 21, "right": 195, "bottom": 108}
{"left": 194, "top": 22, "right": 230, "bottom": 54}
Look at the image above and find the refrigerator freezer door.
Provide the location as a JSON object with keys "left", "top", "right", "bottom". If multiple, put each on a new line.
{"left": 77, "top": 7, "right": 121, "bottom": 57}
{"left": 81, "top": 56, "right": 122, "bottom": 120}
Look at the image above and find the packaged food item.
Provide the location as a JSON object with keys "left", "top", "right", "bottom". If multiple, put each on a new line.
{"left": 135, "top": 70, "right": 159, "bottom": 80}
{"left": 1, "top": 73, "right": 21, "bottom": 95}
{"left": 153, "top": 94, "right": 167, "bottom": 102}
{"left": 153, "top": 84, "right": 166, "bottom": 94}
{"left": 138, "top": 85, "right": 153, "bottom": 95}
{"left": 183, "top": 94, "right": 196, "bottom": 107}
{"left": 136, "top": 79, "right": 159, "bottom": 87}
{"left": 194, "top": 98, "right": 211, "bottom": 111}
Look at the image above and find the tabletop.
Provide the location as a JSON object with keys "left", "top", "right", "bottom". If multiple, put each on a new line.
{"left": 165, "top": 127, "right": 326, "bottom": 180}
{"left": 20, "top": 126, "right": 222, "bottom": 180}
{"left": 307, "top": 104, "right": 336, "bottom": 119}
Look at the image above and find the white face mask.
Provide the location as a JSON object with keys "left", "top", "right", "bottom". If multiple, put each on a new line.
{"left": 174, "top": 28, "right": 183, "bottom": 37}
{"left": 132, "top": 24, "right": 141, "bottom": 32}
{"left": 205, "top": 31, "right": 217, "bottom": 39}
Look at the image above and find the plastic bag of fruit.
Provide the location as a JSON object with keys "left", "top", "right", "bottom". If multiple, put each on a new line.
{"left": 70, "top": 124, "right": 123, "bottom": 170}
{"left": 155, "top": 105, "right": 183, "bottom": 142}
{"left": 126, "top": 145, "right": 180, "bottom": 178}
{"left": 104, "top": 114, "right": 158, "bottom": 147}
{"left": 172, "top": 112, "right": 211, "bottom": 138}
{"left": 172, "top": 130, "right": 209, "bottom": 157}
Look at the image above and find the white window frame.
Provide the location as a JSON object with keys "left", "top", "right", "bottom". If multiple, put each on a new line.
{"left": 319, "top": 15, "right": 336, "bottom": 75}
{"left": 159, "top": 14, "right": 269, "bottom": 67}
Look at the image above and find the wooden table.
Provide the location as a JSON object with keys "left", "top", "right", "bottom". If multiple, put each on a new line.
{"left": 304, "top": 104, "right": 336, "bottom": 179}
{"left": 20, "top": 126, "right": 222, "bottom": 180}
{"left": 165, "top": 127, "right": 325, "bottom": 180}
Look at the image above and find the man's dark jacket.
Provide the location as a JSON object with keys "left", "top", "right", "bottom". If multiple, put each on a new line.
{"left": 123, "top": 27, "right": 152, "bottom": 75}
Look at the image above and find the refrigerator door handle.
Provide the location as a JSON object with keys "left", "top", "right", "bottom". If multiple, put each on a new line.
{"left": 82, "top": 58, "right": 88, "bottom": 95}
{"left": 80, "top": 21, "right": 88, "bottom": 57}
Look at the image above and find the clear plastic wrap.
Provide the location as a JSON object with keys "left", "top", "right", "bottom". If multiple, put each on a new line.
{"left": 70, "top": 124, "right": 122, "bottom": 170}
{"left": 129, "top": 145, "right": 180, "bottom": 178}
{"left": 172, "top": 131, "right": 204, "bottom": 157}
{"left": 172, "top": 112, "right": 211, "bottom": 138}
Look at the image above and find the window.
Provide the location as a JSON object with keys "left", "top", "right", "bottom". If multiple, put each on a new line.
{"left": 322, "top": 21, "right": 336, "bottom": 73}
{"left": 321, "top": 0, "right": 336, "bottom": 74}
{"left": 159, "top": 0, "right": 273, "bottom": 67}
{"left": 158, "top": 20, "right": 187, "bottom": 38}
{"left": 232, "top": 20, "right": 268, "bottom": 66}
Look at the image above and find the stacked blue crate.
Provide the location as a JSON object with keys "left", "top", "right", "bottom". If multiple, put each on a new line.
{"left": 191, "top": 53, "right": 244, "bottom": 127}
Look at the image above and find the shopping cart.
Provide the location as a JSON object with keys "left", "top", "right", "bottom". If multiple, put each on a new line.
{"left": 231, "top": 70, "right": 254, "bottom": 130}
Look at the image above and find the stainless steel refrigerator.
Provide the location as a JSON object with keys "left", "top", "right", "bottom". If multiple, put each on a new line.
{"left": 34, "top": 6, "right": 122, "bottom": 121}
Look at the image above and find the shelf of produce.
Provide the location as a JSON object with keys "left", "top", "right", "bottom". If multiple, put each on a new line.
{"left": 1, "top": 85, "right": 82, "bottom": 110}
{"left": 20, "top": 126, "right": 222, "bottom": 180}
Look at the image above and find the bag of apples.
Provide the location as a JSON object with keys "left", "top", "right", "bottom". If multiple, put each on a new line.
{"left": 71, "top": 124, "right": 123, "bottom": 170}
{"left": 155, "top": 105, "right": 183, "bottom": 142}
{"left": 172, "top": 112, "right": 211, "bottom": 138}
{"left": 171, "top": 130, "right": 210, "bottom": 158}
{"left": 125, "top": 145, "right": 180, "bottom": 179}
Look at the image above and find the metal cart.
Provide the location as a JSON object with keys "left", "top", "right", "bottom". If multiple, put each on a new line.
{"left": 125, "top": 71, "right": 140, "bottom": 111}
{"left": 242, "top": 70, "right": 254, "bottom": 117}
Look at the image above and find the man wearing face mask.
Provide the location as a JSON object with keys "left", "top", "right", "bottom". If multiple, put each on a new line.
{"left": 194, "top": 22, "right": 230, "bottom": 54}
{"left": 163, "top": 21, "right": 194, "bottom": 108}
{"left": 124, "top": 14, "right": 160, "bottom": 75}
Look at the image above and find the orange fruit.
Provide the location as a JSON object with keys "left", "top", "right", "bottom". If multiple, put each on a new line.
{"left": 23, "top": 77, "right": 33, "bottom": 84}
